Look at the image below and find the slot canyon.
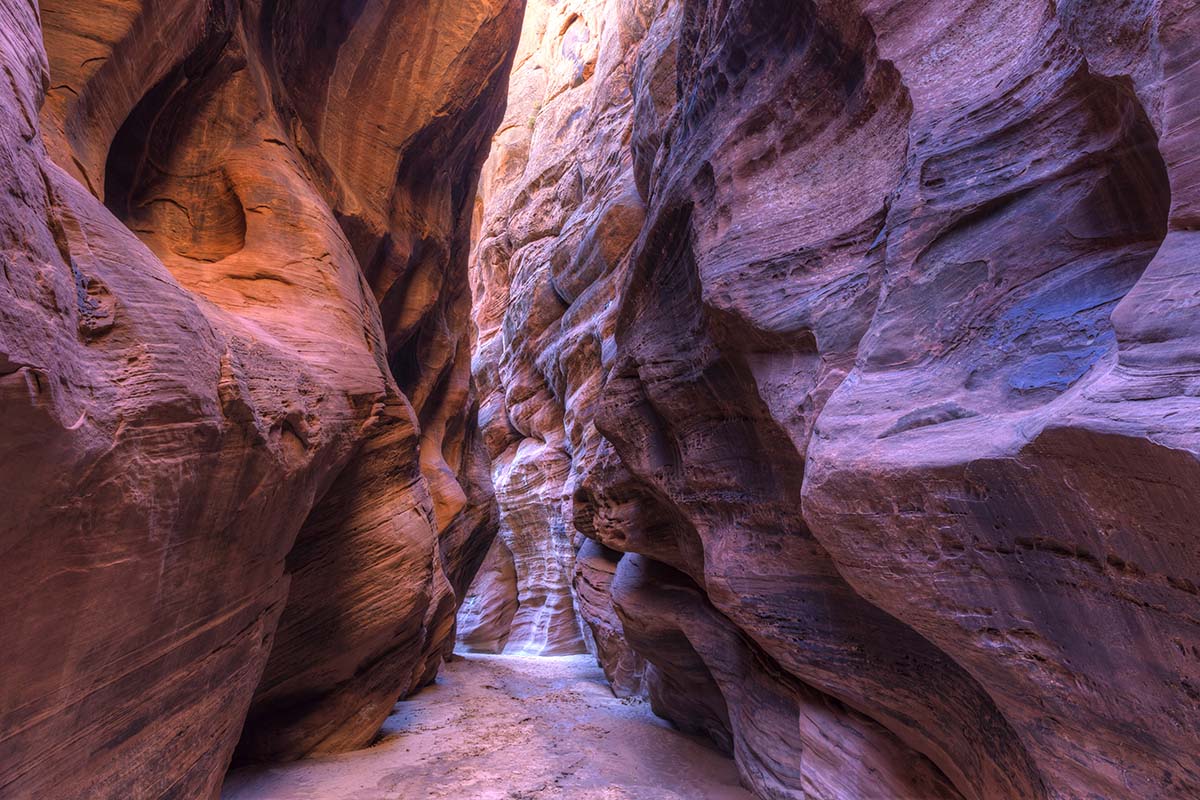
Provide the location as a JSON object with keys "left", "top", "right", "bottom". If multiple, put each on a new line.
{"left": 0, "top": 0, "right": 1197, "bottom": 798}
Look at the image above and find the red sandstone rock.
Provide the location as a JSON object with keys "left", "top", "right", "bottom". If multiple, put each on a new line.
{"left": 574, "top": 539, "right": 647, "bottom": 697}
{"left": 0, "top": 0, "right": 520, "bottom": 796}
{"left": 802, "top": 2, "right": 1200, "bottom": 796}
{"left": 475, "top": 0, "right": 1200, "bottom": 798}
{"left": 462, "top": 0, "right": 644, "bottom": 658}
{"left": 7, "top": 0, "right": 1199, "bottom": 796}
{"left": 458, "top": 535, "right": 522, "bottom": 653}
{"left": 613, "top": 554, "right": 964, "bottom": 800}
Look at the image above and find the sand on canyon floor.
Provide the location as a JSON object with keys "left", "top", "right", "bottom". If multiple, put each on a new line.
{"left": 222, "top": 652, "right": 754, "bottom": 800}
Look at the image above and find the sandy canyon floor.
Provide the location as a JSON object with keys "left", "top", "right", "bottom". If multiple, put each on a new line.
{"left": 222, "top": 654, "right": 753, "bottom": 800}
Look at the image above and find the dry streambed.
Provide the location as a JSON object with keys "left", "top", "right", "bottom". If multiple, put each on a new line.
{"left": 223, "top": 654, "right": 752, "bottom": 800}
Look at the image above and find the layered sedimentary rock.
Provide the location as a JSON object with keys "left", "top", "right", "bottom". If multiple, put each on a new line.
{"left": 457, "top": 536, "right": 521, "bottom": 653}
{"left": 0, "top": 1, "right": 521, "bottom": 797}
{"left": 613, "top": 554, "right": 963, "bottom": 800}
{"left": 460, "top": 0, "right": 639, "bottom": 657}
{"left": 801, "top": 4, "right": 1200, "bottom": 797}
{"left": 474, "top": 0, "right": 1200, "bottom": 797}
{"left": 574, "top": 539, "right": 647, "bottom": 697}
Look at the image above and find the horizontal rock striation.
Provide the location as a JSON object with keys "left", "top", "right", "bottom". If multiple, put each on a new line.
{"left": 460, "top": 0, "right": 642, "bottom": 657}
{"left": 458, "top": 535, "right": 522, "bottom": 654}
{"left": 473, "top": 0, "right": 1200, "bottom": 797}
{"left": 0, "top": 0, "right": 521, "bottom": 796}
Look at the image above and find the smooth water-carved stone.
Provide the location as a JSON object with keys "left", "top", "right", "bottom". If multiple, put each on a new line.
{"left": 474, "top": 0, "right": 1200, "bottom": 797}
{"left": 0, "top": 1, "right": 521, "bottom": 795}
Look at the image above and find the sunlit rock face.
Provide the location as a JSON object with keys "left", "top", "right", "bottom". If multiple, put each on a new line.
{"left": 461, "top": 0, "right": 641, "bottom": 657}
{"left": 475, "top": 0, "right": 1200, "bottom": 797}
{"left": 0, "top": 0, "right": 521, "bottom": 796}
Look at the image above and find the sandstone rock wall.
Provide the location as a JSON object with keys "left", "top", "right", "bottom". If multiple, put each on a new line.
{"left": 472, "top": 0, "right": 1200, "bottom": 798}
{"left": 460, "top": 0, "right": 654, "bottom": 657}
{"left": 0, "top": 1, "right": 522, "bottom": 796}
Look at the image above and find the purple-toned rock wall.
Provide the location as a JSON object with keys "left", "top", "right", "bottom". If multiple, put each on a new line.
{"left": 470, "top": 0, "right": 1200, "bottom": 797}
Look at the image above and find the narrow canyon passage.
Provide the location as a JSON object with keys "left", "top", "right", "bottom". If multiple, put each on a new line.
{"left": 1, "top": 0, "right": 1198, "bottom": 799}
{"left": 222, "top": 653, "right": 751, "bottom": 800}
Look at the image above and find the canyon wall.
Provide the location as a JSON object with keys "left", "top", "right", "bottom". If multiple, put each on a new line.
{"left": 0, "top": 0, "right": 522, "bottom": 797}
{"left": 461, "top": 0, "right": 635, "bottom": 658}
{"left": 471, "top": 0, "right": 1200, "bottom": 798}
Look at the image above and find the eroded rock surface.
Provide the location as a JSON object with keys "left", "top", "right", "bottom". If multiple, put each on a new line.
{"left": 458, "top": 535, "right": 522, "bottom": 653}
{"left": 460, "top": 0, "right": 644, "bottom": 657}
{"left": 472, "top": 0, "right": 1200, "bottom": 798}
{"left": 0, "top": 0, "right": 521, "bottom": 796}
